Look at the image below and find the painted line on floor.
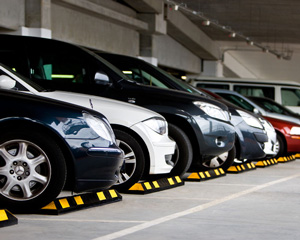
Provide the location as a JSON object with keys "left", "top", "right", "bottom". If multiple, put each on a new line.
{"left": 18, "top": 218, "right": 146, "bottom": 224}
{"left": 93, "top": 173, "right": 300, "bottom": 240}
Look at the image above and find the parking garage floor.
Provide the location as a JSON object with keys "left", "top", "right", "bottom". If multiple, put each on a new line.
{"left": 1, "top": 160, "right": 300, "bottom": 240}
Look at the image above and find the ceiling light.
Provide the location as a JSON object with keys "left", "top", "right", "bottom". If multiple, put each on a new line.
{"left": 202, "top": 20, "right": 210, "bottom": 26}
{"left": 229, "top": 32, "right": 236, "bottom": 38}
{"left": 174, "top": 4, "right": 179, "bottom": 10}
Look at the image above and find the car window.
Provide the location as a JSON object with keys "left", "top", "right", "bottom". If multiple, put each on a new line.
{"left": 121, "top": 67, "right": 168, "bottom": 88}
{"left": 234, "top": 85, "right": 275, "bottom": 99}
{"left": 196, "top": 83, "right": 230, "bottom": 89}
{"left": 28, "top": 53, "right": 90, "bottom": 85}
{"left": 281, "top": 88, "right": 300, "bottom": 106}
{"left": 217, "top": 93, "right": 255, "bottom": 112}
{"left": 249, "top": 97, "right": 297, "bottom": 116}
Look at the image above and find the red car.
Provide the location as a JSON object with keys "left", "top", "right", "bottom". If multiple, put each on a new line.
{"left": 263, "top": 116, "right": 300, "bottom": 155}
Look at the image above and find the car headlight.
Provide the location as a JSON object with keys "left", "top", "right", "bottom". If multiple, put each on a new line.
{"left": 83, "top": 112, "right": 116, "bottom": 143}
{"left": 143, "top": 117, "right": 167, "bottom": 135}
{"left": 236, "top": 110, "right": 264, "bottom": 129}
{"left": 259, "top": 118, "right": 275, "bottom": 131}
{"left": 194, "top": 101, "right": 230, "bottom": 121}
{"left": 290, "top": 126, "right": 300, "bottom": 135}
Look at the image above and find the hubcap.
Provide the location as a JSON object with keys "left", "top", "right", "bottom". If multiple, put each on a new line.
{"left": 0, "top": 140, "right": 51, "bottom": 201}
{"left": 116, "top": 139, "right": 136, "bottom": 185}
{"left": 203, "top": 151, "right": 229, "bottom": 168}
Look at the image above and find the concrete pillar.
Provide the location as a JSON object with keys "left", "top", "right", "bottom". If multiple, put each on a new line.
{"left": 22, "top": 0, "right": 52, "bottom": 38}
{"left": 201, "top": 60, "right": 224, "bottom": 77}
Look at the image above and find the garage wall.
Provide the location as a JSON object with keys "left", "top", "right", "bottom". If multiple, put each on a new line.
{"left": 0, "top": 0, "right": 25, "bottom": 31}
{"left": 153, "top": 35, "right": 201, "bottom": 74}
{"left": 51, "top": 3, "right": 139, "bottom": 56}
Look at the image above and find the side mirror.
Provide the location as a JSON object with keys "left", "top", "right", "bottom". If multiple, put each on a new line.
{"left": 0, "top": 75, "right": 16, "bottom": 89}
{"left": 94, "top": 72, "right": 110, "bottom": 86}
{"left": 253, "top": 108, "right": 261, "bottom": 115}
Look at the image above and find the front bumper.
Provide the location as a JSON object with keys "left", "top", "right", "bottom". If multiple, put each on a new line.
{"left": 193, "top": 115, "right": 236, "bottom": 157}
{"left": 235, "top": 121, "right": 268, "bottom": 160}
{"left": 131, "top": 122, "right": 175, "bottom": 174}
{"left": 66, "top": 139, "right": 124, "bottom": 193}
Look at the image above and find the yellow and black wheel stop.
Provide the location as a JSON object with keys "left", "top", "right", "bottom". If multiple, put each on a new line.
{"left": 0, "top": 209, "right": 18, "bottom": 228}
{"left": 184, "top": 168, "right": 226, "bottom": 181}
{"left": 226, "top": 162, "right": 256, "bottom": 173}
{"left": 256, "top": 158, "right": 278, "bottom": 167}
{"left": 277, "top": 155, "right": 296, "bottom": 163}
{"left": 295, "top": 153, "right": 300, "bottom": 159}
{"left": 37, "top": 189, "right": 122, "bottom": 215}
{"left": 124, "top": 176, "right": 184, "bottom": 194}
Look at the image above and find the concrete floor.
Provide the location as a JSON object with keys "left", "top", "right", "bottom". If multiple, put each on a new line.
{"left": 1, "top": 160, "right": 300, "bottom": 240}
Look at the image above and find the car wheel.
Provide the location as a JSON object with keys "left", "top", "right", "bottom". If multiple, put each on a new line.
{"left": 113, "top": 129, "right": 145, "bottom": 191}
{"left": 167, "top": 123, "right": 193, "bottom": 177}
{"left": 274, "top": 134, "right": 285, "bottom": 158}
{"left": 201, "top": 146, "right": 236, "bottom": 171}
{"left": 0, "top": 128, "right": 66, "bottom": 211}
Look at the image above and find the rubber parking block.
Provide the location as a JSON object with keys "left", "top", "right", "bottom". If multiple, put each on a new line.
{"left": 123, "top": 176, "right": 184, "bottom": 194}
{"left": 277, "top": 155, "right": 296, "bottom": 163}
{"left": 227, "top": 162, "right": 256, "bottom": 173}
{"left": 0, "top": 209, "right": 18, "bottom": 228}
{"left": 184, "top": 168, "right": 226, "bottom": 181}
{"left": 256, "top": 158, "right": 278, "bottom": 167}
{"left": 37, "top": 189, "right": 122, "bottom": 215}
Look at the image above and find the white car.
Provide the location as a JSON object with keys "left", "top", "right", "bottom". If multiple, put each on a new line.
{"left": 0, "top": 64, "right": 175, "bottom": 191}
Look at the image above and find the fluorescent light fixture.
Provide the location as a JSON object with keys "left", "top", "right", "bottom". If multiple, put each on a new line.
{"left": 122, "top": 70, "right": 133, "bottom": 75}
{"left": 51, "top": 74, "right": 74, "bottom": 79}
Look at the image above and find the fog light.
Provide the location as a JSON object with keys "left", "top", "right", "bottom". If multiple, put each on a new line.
{"left": 215, "top": 137, "right": 225, "bottom": 147}
{"left": 165, "top": 154, "right": 173, "bottom": 166}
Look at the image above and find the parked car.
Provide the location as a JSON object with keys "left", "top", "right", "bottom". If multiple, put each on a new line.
{"left": 0, "top": 63, "right": 175, "bottom": 191}
{"left": 201, "top": 89, "right": 277, "bottom": 160}
{"left": 209, "top": 88, "right": 300, "bottom": 157}
{"left": 97, "top": 53, "right": 273, "bottom": 162}
{"left": 0, "top": 34, "right": 236, "bottom": 173}
{"left": 188, "top": 76, "right": 300, "bottom": 114}
{"left": 0, "top": 89, "right": 124, "bottom": 210}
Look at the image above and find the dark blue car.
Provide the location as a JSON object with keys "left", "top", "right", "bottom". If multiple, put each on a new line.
{"left": 0, "top": 89, "right": 123, "bottom": 210}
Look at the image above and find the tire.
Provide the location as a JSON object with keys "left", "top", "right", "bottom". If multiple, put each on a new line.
{"left": 0, "top": 128, "right": 66, "bottom": 211}
{"left": 201, "top": 145, "right": 236, "bottom": 171}
{"left": 113, "top": 129, "right": 145, "bottom": 191}
{"left": 167, "top": 123, "right": 193, "bottom": 177}
{"left": 274, "top": 134, "right": 285, "bottom": 158}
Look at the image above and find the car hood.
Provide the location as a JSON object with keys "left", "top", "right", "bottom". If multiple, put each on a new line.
{"left": 40, "top": 91, "right": 163, "bottom": 126}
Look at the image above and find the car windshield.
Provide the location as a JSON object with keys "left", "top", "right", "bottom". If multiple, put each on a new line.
{"left": 217, "top": 92, "right": 255, "bottom": 112}
{"left": 0, "top": 63, "right": 45, "bottom": 92}
{"left": 248, "top": 96, "right": 299, "bottom": 116}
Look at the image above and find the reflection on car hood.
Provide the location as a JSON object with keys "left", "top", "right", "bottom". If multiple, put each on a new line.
{"left": 41, "top": 91, "right": 163, "bottom": 127}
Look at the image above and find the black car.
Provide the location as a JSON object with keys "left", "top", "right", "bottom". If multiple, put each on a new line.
{"left": 0, "top": 89, "right": 123, "bottom": 210}
{"left": 0, "top": 34, "right": 235, "bottom": 173}
{"left": 97, "top": 53, "right": 269, "bottom": 162}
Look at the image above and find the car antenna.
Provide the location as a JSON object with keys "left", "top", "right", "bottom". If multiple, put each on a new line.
{"left": 89, "top": 99, "right": 94, "bottom": 109}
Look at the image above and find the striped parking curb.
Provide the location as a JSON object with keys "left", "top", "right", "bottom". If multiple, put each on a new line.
{"left": 123, "top": 176, "right": 184, "bottom": 194}
{"left": 184, "top": 168, "right": 226, "bottom": 181}
{"left": 256, "top": 158, "right": 278, "bottom": 167}
{"left": 37, "top": 189, "right": 122, "bottom": 215}
{"left": 0, "top": 209, "right": 18, "bottom": 228}
{"left": 226, "top": 162, "right": 256, "bottom": 173}
{"left": 277, "top": 155, "right": 296, "bottom": 163}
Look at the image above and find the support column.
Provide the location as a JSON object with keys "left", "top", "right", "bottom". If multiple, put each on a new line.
{"left": 23, "top": 0, "right": 52, "bottom": 38}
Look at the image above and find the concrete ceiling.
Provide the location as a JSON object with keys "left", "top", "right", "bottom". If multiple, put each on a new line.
{"left": 119, "top": 0, "right": 300, "bottom": 81}
{"left": 177, "top": 0, "right": 300, "bottom": 44}
{"left": 167, "top": 0, "right": 300, "bottom": 81}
